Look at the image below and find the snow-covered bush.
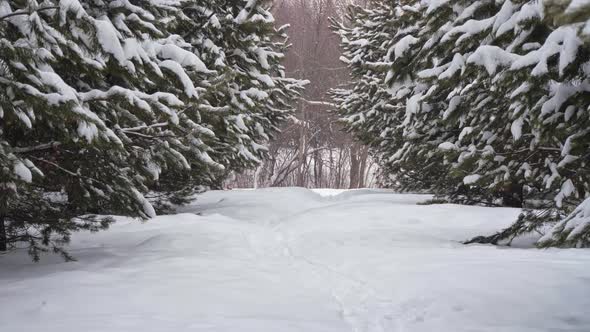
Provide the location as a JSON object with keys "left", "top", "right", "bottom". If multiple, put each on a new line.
{"left": 0, "top": 0, "right": 303, "bottom": 259}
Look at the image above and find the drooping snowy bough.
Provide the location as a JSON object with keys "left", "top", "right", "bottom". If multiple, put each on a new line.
{"left": 536, "top": 0, "right": 590, "bottom": 247}
{"left": 333, "top": 0, "right": 590, "bottom": 247}
{"left": 0, "top": 0, "right": 304, "bottom": 259}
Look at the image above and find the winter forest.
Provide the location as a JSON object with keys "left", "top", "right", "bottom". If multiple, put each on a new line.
{"left": 1, "top": 0, "right": 590, "bottom": 331}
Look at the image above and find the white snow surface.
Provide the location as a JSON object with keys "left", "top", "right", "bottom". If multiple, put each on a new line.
{"left": 1, "top": 187, "right": 590, "bottom": 332}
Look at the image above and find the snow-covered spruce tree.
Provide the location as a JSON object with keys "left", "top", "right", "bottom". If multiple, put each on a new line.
{"left": 141, "top": 0, "right": 306, "bottom": 208}
{"left": 332, "top": 2, "right": 451, "bottom": 192}
{"left": 0, "top": 0, "right": 302, "bottom": 259}
{"left": 435, "top": 0, "right": 590, "bottom": 247}
{"left": 177, "top": 0, "right": 305, "bottom": 190}
{"left": 0, "top": 0, "right": 215, "bottom": 259}
{"left": 534, "top": 0, "right": 590, "bottom": 247}
{"left": 407, "top": 0, "right": 530, "bottom": 207}
{"left": 334, "top": 0, "right": 590, "bottom": 247}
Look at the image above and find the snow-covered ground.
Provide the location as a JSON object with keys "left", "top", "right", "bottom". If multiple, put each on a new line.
{"left": 1, "top": 188, "right": 589, "bottom": 332}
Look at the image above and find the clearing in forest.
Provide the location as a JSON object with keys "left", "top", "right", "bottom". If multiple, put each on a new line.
{"left": 1, "top": 188, "right": 589, "bottom": 332}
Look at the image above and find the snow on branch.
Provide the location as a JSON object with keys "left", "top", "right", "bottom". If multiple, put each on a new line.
{"left": 12, "top": 142, "right": 61, "bottom": 153}
{"left": 0, "top": 6, "right": 59, "bottom": 22}
{"left": 300, "top": 99, "right": 337, "bottom": 108}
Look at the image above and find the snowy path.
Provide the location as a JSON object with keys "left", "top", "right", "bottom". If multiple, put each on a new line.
{"left": 1, "top": 188, "right": 590, "bottom": 332}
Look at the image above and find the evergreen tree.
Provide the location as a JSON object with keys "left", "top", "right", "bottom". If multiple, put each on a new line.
{"left": 179, "top": 0, "right": 306, "bottom": 187}
{"left": 333, "top": 0, "right": 590, "bottom": 247}
{"left": 0, "top": 0, "right": 303, "bottom": 259}
{"left": 332, "top": 2, "right": 447, "bottom": 192}
{"left": 535, "top": 0, "right": 590, "bottom": 247}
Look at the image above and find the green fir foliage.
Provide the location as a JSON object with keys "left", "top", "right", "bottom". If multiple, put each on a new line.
{"left": 333, "top": 0, "right": 590, "bottom": 247}
{"left": 0, "top": 0, "right": 304, "bottom": 259}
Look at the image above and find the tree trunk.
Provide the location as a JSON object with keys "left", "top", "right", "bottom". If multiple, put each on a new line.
{"left": 501, "top": 182, "right": 524, "bottom": 208}
{"left": 0, "top": 215, "right": 6, "bottom": 252}
{"left": 349, "top": 145, "right": 360, "bottom": 189}
{"left": 0, "top": 190, "right": 7, "bottom": 251}
{"left": 335, "top": 149, "right": 343, "bottom": 189}
{"left": 253, "top": 165, "right": 262, "bottom": 189}
{"left": 314, "top": 149, "right": 323, "bottom": 187}
{"left": 358, "top": 146, "right": 369, "bottom": 188}
{"left": 328, "top": 148, "right": 334, "bottom": 188}
{"left": 0, "top": 187, "right": 9, "bottom": 251}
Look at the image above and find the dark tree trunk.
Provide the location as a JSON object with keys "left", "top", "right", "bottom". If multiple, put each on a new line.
{"left": 0, "top": 215, "right": 6, "bottom": 252}
{"left": 335, "top": 151, "right": 343, "bottom": 189}
{"left": 314, "top": 149, "right": 323, "bottom": 187}
{"left": 349, "top": 146, "right": 360, "bottom": 189}
{"left": 501, "top": 182, "right": 524, "bottom": 208}
{"left": 358, "top": 146, "right": 369, "bottom": 188}
{"left": 0, "top": 188, "right": 7, "bottom": 251}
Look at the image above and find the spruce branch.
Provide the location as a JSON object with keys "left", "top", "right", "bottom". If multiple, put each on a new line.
{"left": 120, "top": 122, "right": 169, "bottom": 132}
{"left": 13, "top": 142, "right": 61, "bottom": 153}
{"left": 0, "top": 6, "right": 59, "bottom": 22}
